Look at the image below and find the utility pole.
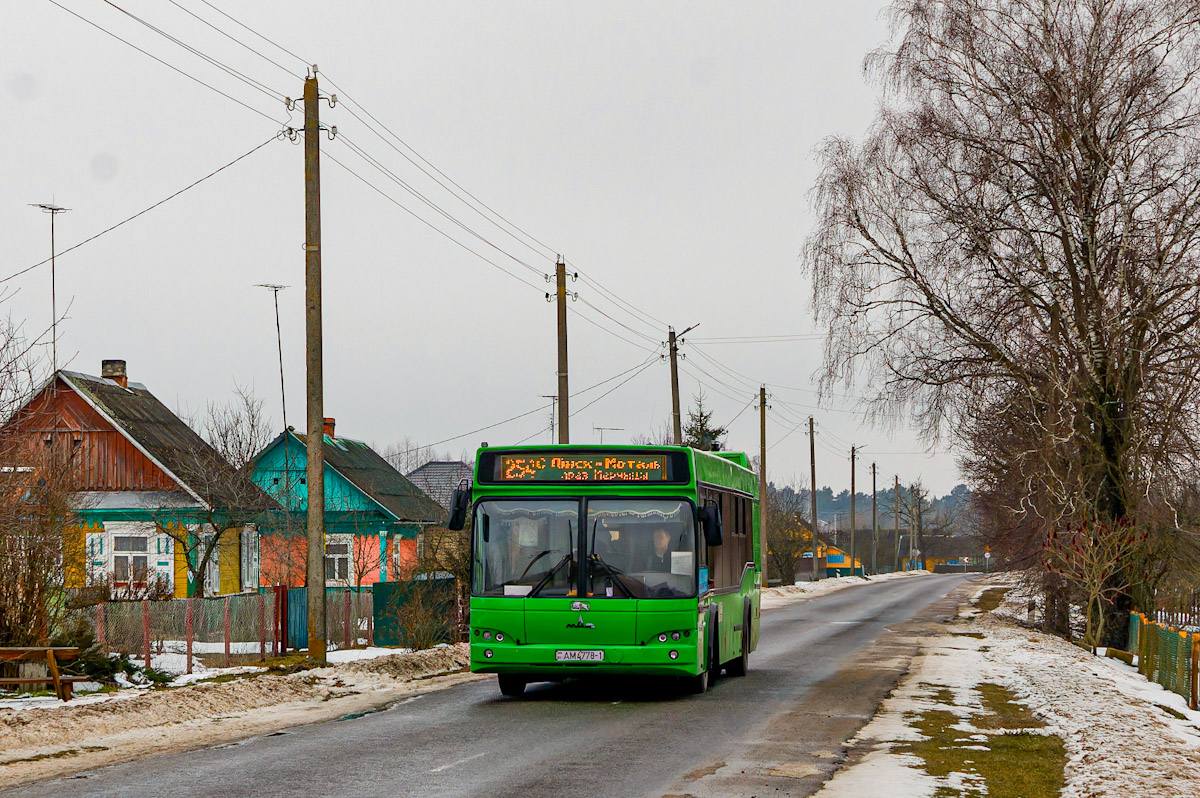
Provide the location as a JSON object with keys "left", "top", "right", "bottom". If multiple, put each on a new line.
{"left": 758, "top": 385, "right": 768, "bottom": 587}
{"left": 809, "top": 417, "right": 819, "bottom": 581}
{"left": 849, "top": 447, "right": 856, "bottom": 578}
{"left": 871, "top": 462, "right": 878, "bottom": 576}
{"left": 30, "top": 203, "right": 69, "bottom": 379}
{"left": 893, "top": 475, "right": 902, "bottom": 569}
{"left": 908, "top": 483, "right": 917, "bottom": 571}
{"left": 915, "top": 485, "right": 924, "bottom": 570}
{"left": 668, "top": 324, "right": 698, "bottom": 444}
{"left": 303, "top": 68, "right": 327, "bottom": 663}
{"left": 555, "top": 256, "right": 570, "bottom": 444}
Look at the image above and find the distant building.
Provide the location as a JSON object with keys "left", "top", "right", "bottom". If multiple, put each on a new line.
{"left": 406, "top": 460, "right": 473, "bottom": 511}
{"left": 0, "top": 360, "right": 270, "bottom": 598}
{"left": 252, "top": 419, "right": 446, "bottom": 587}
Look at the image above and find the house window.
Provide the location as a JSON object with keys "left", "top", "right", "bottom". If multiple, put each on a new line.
{"left": 113, "top": 535, "right": 149, "bottom": 587}
{"left": 240, "top": 525, "right": 259, "bottom": 592}
{"left": 325, "top": 536, "right": 351, "bottom": 584}
{"left": 198, "top": 527, "right": 221, "bottom": 597}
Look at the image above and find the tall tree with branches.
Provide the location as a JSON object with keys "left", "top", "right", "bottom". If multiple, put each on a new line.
{"left": 805, "top": 0, "right": 1200, "bottom": 644}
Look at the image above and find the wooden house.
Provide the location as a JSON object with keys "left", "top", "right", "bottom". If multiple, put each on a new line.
{"left": 0, "top": 360, "right": 273, "bottom": 598}
{"left": 251, "top": 419, "right": 446, "bottom": 587}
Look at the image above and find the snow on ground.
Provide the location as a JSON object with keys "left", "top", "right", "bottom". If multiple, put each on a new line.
{"left": 815, "top": 576, "right": 1200, "bottom": 797}
{"left": 0, "top": 644, "right": 478, "bottom": 788}
{"left": 761, "top": 569, "right": 934, "bottom": 610}
{"left": 326, "top": 646, "right": 413, "bottom": 664}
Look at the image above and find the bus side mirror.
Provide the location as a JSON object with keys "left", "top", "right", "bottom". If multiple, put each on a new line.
{"left": 447, "top": 489, "right": 469, "bottom": 531}
{"left": 701, "top": 503, "right": 723, "bottom": 547}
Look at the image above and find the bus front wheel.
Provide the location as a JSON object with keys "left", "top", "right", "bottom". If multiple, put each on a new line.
{"left": 498, "top": 675, "right": 527, "bottom": 697}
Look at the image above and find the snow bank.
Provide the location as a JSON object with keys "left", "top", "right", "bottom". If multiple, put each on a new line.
{"left": 0, "top": 644, "right": 471, "bottom": 763}
{"left": 761, "top": 569, "right": 934, "bottom": 610}
{"left": 816, "top": 577, "right": 1200, "bottom": 797}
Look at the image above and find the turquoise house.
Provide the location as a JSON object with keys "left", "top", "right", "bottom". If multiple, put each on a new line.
{"left": 251, "top": 419, "right": 445, "bottom": 587}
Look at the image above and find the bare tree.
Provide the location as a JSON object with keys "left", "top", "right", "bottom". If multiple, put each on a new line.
{"left": 765, "top": 482, "right": 812, "bottom": 585}
{"left": 805, "top": 0, "right": 1200, "bottom": 644}
{"left": 631, "top": 419, "right": 675, "bottom": 446}
{"left": 1045, "top": 520, "right": 1147, "bottom": 650}
{"left": 204, "top": 384, "right": 273, "bottom": 470}
{"left": 154, "top": 390, "right": 276, "bottom": 597}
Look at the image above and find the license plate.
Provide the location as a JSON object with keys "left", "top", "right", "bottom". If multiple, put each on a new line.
{"left": 555, "top": 649, "right": 604, "bottom": 662}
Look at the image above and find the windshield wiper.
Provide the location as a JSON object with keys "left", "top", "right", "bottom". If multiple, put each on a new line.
{"left": 515, "top": 550, "right": 552, "bottom": 583}
{"left": 588, "top": 554, "right": 634, "bottom": 598}
{"left": 528, "top": 553, "right": 573, "bottom": 598}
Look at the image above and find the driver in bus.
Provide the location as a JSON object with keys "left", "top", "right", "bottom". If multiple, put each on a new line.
{"left": 645, "top": 526, "right": 673, "bottom": 572}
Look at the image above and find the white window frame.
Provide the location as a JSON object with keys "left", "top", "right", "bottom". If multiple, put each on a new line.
{"left": 240, "top": 524, "right": 259, "bottom": 592}
{"left": 197, "top": 524, "right": 220, "bottom": 596}
{"left": 325, "top": 534, "right": 352, "bottom": 586}
{"left": 104, "top": 521, "right": 171, "bottom": 591}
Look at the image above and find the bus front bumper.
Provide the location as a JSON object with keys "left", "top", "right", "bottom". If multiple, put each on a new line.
{"left": 470, "top": 641, "right": 699, "bottom": 678}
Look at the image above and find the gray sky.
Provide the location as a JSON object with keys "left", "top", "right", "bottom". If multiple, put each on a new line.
{"left": 2, "top": 1, "right": 960, "bottom": 495}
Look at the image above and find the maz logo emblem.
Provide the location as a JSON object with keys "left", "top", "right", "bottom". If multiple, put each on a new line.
{"left": 566, "top": 614, "right": 595, "bottom": 629}
{"left": 571, "top": 601, "right": 590, "bottom": 611}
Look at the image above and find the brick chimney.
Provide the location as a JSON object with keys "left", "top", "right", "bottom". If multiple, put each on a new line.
{"left": 101, "top": 359, "right": 128, "bottom": 388}
{"left": 323, "top": 417, "right": 336, "bottom": 438}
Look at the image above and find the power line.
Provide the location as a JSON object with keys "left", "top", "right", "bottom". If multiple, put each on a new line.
{"left": 100, "top": 0, "right": 288, "bottom": 103}
{"left": 165, "top": 0, "right": 302, "bottom": 81}
{"left": 325, "top": 144, "right": 660, "bottom": 354}
{"left": 397, "top": 354, "right": 662, "bottom": 455}
{"left": 3, "top": 135, "right": 278, "bottom": 286}
{"left": 570, "top": 356, "right": 660, "bottom": 417}
{"left": 44, "top": 0, "right": 283, "bottom": 125}
{"left": 337, "top": 135, "right": 544, "bottom": 278}
{"left": 323, "top": 148, "right": 546, "bottom": 293}
{"left": 186, "top": 2, "right": 669, "bottom": 340}
{"left": 198, "top": 0, "right": 310, "bottom": 67}
{"left": 720, "top": 395, "right": 757, "bottom": 430}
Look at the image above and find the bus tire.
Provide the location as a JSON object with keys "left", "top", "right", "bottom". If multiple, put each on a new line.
{"left": 727, "top": 603, "right": 751, "bottom": 677}
{"left": 498, "top": 674, "right": 526, "bottom": 697}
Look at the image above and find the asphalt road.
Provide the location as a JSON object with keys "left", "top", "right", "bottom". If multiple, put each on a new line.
{"left": 10, "top": 574, "right": 972, "bottom": 798}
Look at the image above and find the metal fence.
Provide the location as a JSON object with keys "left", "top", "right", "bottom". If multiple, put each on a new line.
{"left": 1129, "top": 612, "right": 1200, "bottom": 709}
{"left": 79, "top": 591, "right": 283, "bottom": 673}
{"left": 283, "top": 587, "right": 375, "bottom": 650}
{"left": 69, "top": 583, "right": 460, "bottom": 675}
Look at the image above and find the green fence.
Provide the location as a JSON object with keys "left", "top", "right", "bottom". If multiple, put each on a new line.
{"left": 1129, "top": 612, "right": 1199, "bottom": 709}
{"left": 372, "top": 577, "right": 458, "bottom": 648}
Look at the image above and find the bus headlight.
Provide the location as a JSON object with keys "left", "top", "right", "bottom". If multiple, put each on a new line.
{"left": 485, "top": 649, "right": 494, "bottom": 658}
{"left": 659, "top": 633, "right": 668, "bottom": 642}
{"left": 671, "top": 632, "right": 681, "bottom": 641}
{"left": 669, "top": 650, "right": 679, "bottom": 660}
{"left": 483, "top": 631, "right": 492, "bottom": 640}
{"left": 495, "top": 632, "right": 504, "bottom": 641}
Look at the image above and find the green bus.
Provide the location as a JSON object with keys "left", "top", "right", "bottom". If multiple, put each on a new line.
{"left": 447, "top": 444, "right": 761, "bottom": 696}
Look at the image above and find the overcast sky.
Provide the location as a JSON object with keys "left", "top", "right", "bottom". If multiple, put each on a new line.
{"left": 2, "top": 1, "right": 961, "bottom": 495}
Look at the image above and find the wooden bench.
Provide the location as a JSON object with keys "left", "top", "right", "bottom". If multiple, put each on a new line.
{"left": 0, "top": 647, "right": 85, "bottom": 701}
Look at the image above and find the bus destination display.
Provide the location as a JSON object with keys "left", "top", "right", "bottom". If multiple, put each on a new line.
{"left": 497, "top": 453, "right": 670, "bottom": 482}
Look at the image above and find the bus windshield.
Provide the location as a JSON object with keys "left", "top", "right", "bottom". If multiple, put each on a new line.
{"left": 587, "top": 499, "right": 696, "bottom": 598}
{"left": 472, "top": 500, "right": 578, "bottom": 597}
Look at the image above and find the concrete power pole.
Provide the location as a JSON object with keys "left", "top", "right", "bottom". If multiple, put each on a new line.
{"left": 894, "top": 475, "right": 902, "bottom": 570}
{"left": 909, "top": 483, "right": 917, "bottom": 570}
{"left": 303, "top": 70, "right": 327, "bottom": 663}
{"left": 809, "top": 416, "right": 819, "bottom": 581}
{"left": 668, "top": 324, "right": 698, "bottom": 445}
{"left": 849, "top": 447, "right": 856, "bottom": 577}
{"left": 871, "top": 462, "right": 878, "bottom": 576}
{"left": 555, "top": 256, "right": 570, "bottom": 444}
{"left": 758, "top": 385, "right": 768, "bottom": 587}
